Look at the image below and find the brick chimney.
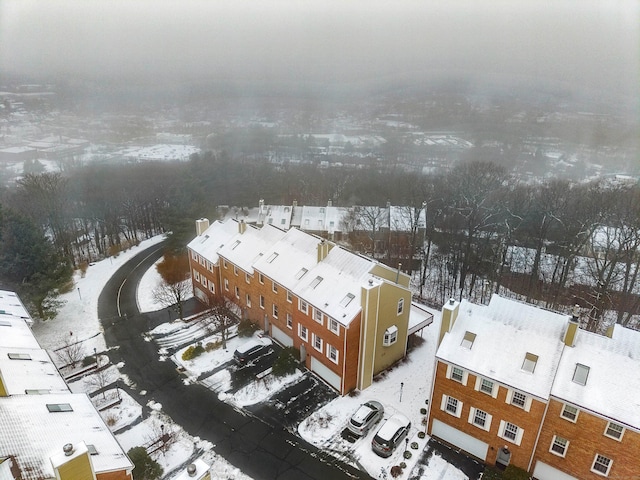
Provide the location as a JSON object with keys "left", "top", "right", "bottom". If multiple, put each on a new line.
{"left": 195, "top": 218, "right": 210, "bottom": 236}
{"left": 563, "top": 304, "right": 580, "bottom": 347}
{"left": 438, "top": 298, "right": 460, "bottom": 347}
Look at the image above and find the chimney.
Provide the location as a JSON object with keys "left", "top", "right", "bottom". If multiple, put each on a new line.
{"left": 187, "top": 464, "right": 197, "bottom": 477}
{"left": 327, "top": 200, "right": 332, "bottom": 207}
{"left": 317, "top": 239, "right": 330, "bottom": 263}
{"left": 563, "top": 304, "right": 580, "bottom": 347}
{"left": 438, "top": 298, "right": 460, "bottom": 347}
{"left": 239, "top": 219, "right": 246, "bottom": 234}
{"left": 195, "top": 218, "right": 210, "bottom": 236}
{"left": 293, "top": 199, "right": 298, "bottom": 207}
{"left": 605, "top": 323, "right": 615, "bottom": 338}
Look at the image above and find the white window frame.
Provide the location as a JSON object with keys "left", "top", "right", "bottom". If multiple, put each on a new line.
{"left": 561, "top": 404, "right": 579, "bottom": 422}
{"left": 506, "top": 389, "right": 532, "bottom": 412}
{"left": 246, "top": 294, "right": 251, "bottom": 308}
{"left": 207, "top": 261, "right": 213, "bottom": 272}
{"left": 191, "top": 250, "right": 197, "bottom": 260}
{"left": 224, "top": 278, "right": 229, "bottom": 291}
{"left": 193, "top": 269, "right": 200, "bottom": 281}
{"left": 259, "top": 295, "right": 265, "bottom": 309}
{"left": 299, "top": 324, "right": 308, "bottom": 341}
{"left": 383, "top": 325, "right": 398, "bottom": 346}
{"left": 209, "top": 282, "right": 215, "bottom": 294}
{"left": 287, "top": 290, "right": 292, "bottom": 303}
{"left": 573, "top": 363, "right": 590, "bottom": 385}
{"left": 201, "top": 276, "right": 207, "bottom": 287}
{"left": 272, "top": 304, "right": 278, "bottom": 319}
{"left": 446, "top": 364, "right": 468, "bottom": 386}
{"left": 199, "top": 255, "right": 205, "bottom": 266}
{"left": 314, "top": 308, "right": 323, "bottom": 325}
{"left": 468, "top": 407, "right": 492, "bottom": 431}
{"left": 299, "top": 299, "right": 308, "bottom": 314}
{"left": 223, "top": 259, "right": 227, "bottom": 269}
{"left": 234, "top": 286, "right": 240, "bottom": 299}
{"left": 327, "top": 344, "right": 339, "bottom": 364}
{"left": 286, "top": 313, "right": 292, "bottom": 329}
{"left": 233, "top": 266, "right": 238, "bottom": 276}
{"left": 499, "top": 420, "right": 524, "bottom": 446}
{"left": 397, "top": 298, "right": 404, "bottom": 315}
{"left": 475, "top": 377, "right": 498, "bottom": 398}
{"left": 550, "top": 435, "right": 569, "bottom": 457}
{"left": 328, "top": 317, "right": 339, "bottom": 334}
{"left": 312, "top": 333, "right": 323, "bottom": 352}
{"left": 440, "top": 394, "right": 463, "bottom": 418}
{"left": 591, "top": 454, "right": 613, "bottom": 477}
{"left": 604, "top": 422, "right": 624, "bottom": 441}
{"left": 259, "top": 273, "right": 264, "bottom": 284}
{"left": 272, "top": 282, "right": 278, "bottom": 294}
{"left": 245, "top": 273, "right": 251, "bottom": 284}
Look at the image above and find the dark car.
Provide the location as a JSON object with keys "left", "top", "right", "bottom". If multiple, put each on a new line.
{"left": 347, "top": 400, "right": 384, "bottom": 437}
{"left": 233, "top": 337, "right": 273, "bottom": 366}
{"left": 371, "top": 413, "right": 411, "bottom": 457}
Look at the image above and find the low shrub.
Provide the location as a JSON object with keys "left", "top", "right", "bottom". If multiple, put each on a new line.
{"left": 417, "top": 431, "right": 426, "bottom": 439}
{"left": 82, "top": 355, "right": 97, "bottom": 366}
{"left": 399, "top": 462, "right": 406, "bottom": 469}
{"left": 390, "top": 466, "right": 403, "bottom": 478}
{"left": 181, "top": 343, "right": 205, "bottom": 360}
{"left": 403, "top": 450, "right": 412, "bottom": 459}
{"left": 205, "top": 340, "right": 221, "bottom": 351}
{"left": 420, "top": 407, "right": 427, "bottom": 414}
{"left": 272, "top": 347, "right": 300, "bottom": 377}
{"left": 503, "top": 465, "right": 531, "bottom": 480}
{"left": 237, "top": 318, "right": 259, "bottom": 337}
{"left": 410, "top": 441, "right": 419, "bottom": 450}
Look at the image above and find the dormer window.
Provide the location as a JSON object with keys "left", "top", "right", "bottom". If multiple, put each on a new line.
{"left": 461, "top": 331, "right": 476, "bottom": 349}
{"left": 522, "top": 352, "right": 538, "bottom": 373}
{"left": 572, "top": 363, "right": 590, "bottom": 385}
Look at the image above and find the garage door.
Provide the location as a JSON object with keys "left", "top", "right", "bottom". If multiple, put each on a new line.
{"left": 311, "top": 356, "right": 341, "bottom": 391}
{"left": 271, "top": 325, "right": 293, "bottom": 347}
{"left": 431, "top": 419, "right": 489, "bottom": 461}
{"left": 532, "top": 461, "right": 578, "bottom": 480}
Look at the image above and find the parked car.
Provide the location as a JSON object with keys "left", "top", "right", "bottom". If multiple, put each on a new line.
{"left": 347, "top": 400, "right": 384, "bottom": 437}
{"left": 371, "top": 413, "right": 411, "bottom": 457}
{"left": 233, "top": 337, "right": 273, "bottom": 366}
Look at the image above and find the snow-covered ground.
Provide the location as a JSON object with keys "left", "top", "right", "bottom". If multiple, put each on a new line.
{"left": 30, "top": 234, "right": 470, "bottom": 480}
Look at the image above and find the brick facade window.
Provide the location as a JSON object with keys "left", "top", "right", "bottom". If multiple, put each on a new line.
{"left": 259, "top": 295, "right": 265, "bottom": 309}
{"left": 480, "top": 378, "right": 494, "bottom": 395}
{"left": 451, "top": 367, "right": 464, "bottom": 382}
{"left": 272, "top": 304, "right": 278, "bottom": 318}
{"left": 468, "top": 407, "right": 491, "bottom": 430}
{"left": 550, "top": 436, "right": 569, "bottom": 457}
{"left": 441, "top": 395, "right": 462, "bottom": 418}
{"left": 329, "top": 317, "right": 339, "bottom": 334}
{"left": 286, "top": 313, "right": 292, "bottom": 329}
{"left": 272, "top": 282, "right": 278, "bottom": 293}
{"left": 246, "top": 294, "right": 251, "bottom": 307}
{"left": 224, "top": 278, "right": 229, "bottom": 291}
{"left": 287, "top": 290, "right": 292, "bottom": 303}
{"left": 313, "top": 334, "right": 323, "bottom": 352}
{"left": 604, "top": 422, "right": 624, "bottom": 441}
{"left": 591, "top": 454, "right": 612, "bottom": 476}
{"left": 499, "top": 421, "right": 523, "bottom": 445}
{"left": 234, "top": 286, "right": 239, "bottom": 298}
{"left": 299, "top": 300, "right": 308, "bottom": 314}
{"left": 511, "top": 391, "right": 527, "bottom": 409}
{"left": 561, "top": 404, "right": 579, "bottom": 422}
{"left": 327, "top": 344, "right": 338, "bottom": 363}
{"left": 299, "top": 324, "right": 308, "bottom": 341}
{"left": 314, "top": 308, "right": 323, "bottom": 324}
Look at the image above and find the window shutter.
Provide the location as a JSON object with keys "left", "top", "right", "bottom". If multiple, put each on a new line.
{"left": 492, "top": 383, "right": 499, "bottom": 398}
{"left": 445, "top": 364, "right": 452, "bottom": 379}
{"left": 505, "top": 389, "right": 513, "bottom": 405}
{"left": 440, "top": 394, "right": 447, "bottom": 411}
{"left": 524, "top": 396, "right": 533, "bottom": 412}
{"left": 499, "top": 420, "right": 506, "bottom": 437}
{"left": 468, "top": 407, "right": 476, "bottom": 424}
{"left": 461, "top": 371, "right": 469, "bottom": 386}
{"left": 456, "top": 400, "right": 463, "bottom": 418}
{"left": 474, "top": 377, "right": 481, "bottom": 391}
{"left": 515, "top": 427, "right": 524, "bottom": 446}
{"left": 484, "top": 412, "right": 493, "bottom": 431}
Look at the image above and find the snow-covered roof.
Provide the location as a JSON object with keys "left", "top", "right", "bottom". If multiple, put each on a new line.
{"left": 253, "top": 228, "right": 322, "bottom": 292}
{"left": 218, "top": 224, "right": 287, "bottom": 275}
{"left": 0, "top": 347, "right": 69, "bottom": 395}
{"left": 187, "top": 219, "right": 241, "bottom": 265}
{"left": 437, "top": 295, "right": 569, "bottom": 399}
{"left": 294, "top": 246, "right": 372, "bottom": 325}
{"left": 0, "top": 289, "right": 32, "bottom": 322}
{"left": 0, "top": 316, "right": 41, "bottom": 350}
{"left": 552, "top": 325, "right": 640, "bottom": 430}
{"left": 408, "top": 302, "right": 434, "bottom": 335}
{"left": 0, "top": 393, "right": 133, "bottom": 480}
{"left": 262, "top": 205, "right": 293, "bottom": 230}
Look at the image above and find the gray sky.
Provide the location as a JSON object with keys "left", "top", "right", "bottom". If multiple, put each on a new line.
{"left": 1, "top": 0, "right": 638, "bottom": 97}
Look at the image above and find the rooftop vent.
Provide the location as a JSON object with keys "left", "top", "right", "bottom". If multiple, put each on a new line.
{"left": 187, "top": 464, "right": 197, "bottom": 477}
{"left": 63, "top": 443, "right": 74, "bottom": 456}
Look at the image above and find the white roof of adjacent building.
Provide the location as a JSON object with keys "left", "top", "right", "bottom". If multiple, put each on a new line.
{"left": 437, "top": 295, "right": 569, "bottom": 399}
{"left": 0, "top": 317, "right": 41, "bottom": 349}
{"left": 552, "top": 325, "right": 640, "bottom": 430}
{"left": 217, "top": 224, "right": 287, "bottom": 275}
{"left": 0, "top": 393, "right": 133, "bottom": 480}
{"left": 262, "top": 205, "right": 294, "bottom": 230}
{"left": 187, "top": 219, "right": 241, "bottom": 265}
{"left": 0, "top": 347, "right": 69, "bottom": 395}
{"left": 0, "top": 290, "right": 32, "bottom": 322}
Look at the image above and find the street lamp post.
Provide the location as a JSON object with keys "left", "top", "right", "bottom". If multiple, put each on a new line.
{"left": 399, "top": 382, "right": 404, "bottom": 402}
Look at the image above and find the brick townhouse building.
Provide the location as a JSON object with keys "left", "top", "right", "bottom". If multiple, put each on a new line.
{"left": 0, "top": 290, "right": 134, "bottom": 480}
{"left": 427, "top": 294, "right": 640, "bottom": 480}
{"left": 187, "top": 218, "right": 433, "bottom": 394}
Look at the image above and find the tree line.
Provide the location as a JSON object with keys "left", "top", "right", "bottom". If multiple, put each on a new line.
{"left": 0, "top": 152, "right": 638, "bottom": 331}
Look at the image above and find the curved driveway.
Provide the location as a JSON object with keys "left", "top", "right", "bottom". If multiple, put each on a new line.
{"left": 98, "top": 241, "right": 373, "bottom": 480}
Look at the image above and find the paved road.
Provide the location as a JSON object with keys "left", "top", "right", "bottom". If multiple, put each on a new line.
{"left": 97, "top": 241, "right": 373, "bottom": 480}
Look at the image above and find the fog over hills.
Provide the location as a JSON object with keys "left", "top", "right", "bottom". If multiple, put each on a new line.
{"left": 1, "top": 0, "right": 638, "bottom": 106}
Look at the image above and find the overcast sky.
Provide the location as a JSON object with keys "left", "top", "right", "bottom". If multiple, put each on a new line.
{"left": 1, "top": 0, "right": 638, "bottom": 97}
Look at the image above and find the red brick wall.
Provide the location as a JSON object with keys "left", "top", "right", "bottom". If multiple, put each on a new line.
{"left": 96, "top": 469, "right": 132, "bottom": 480}
{"left": 428, "top": 360, "right": 546, "bottom": 469}
{"left": 534, "top": 398, "right": 640, "bottom": 480}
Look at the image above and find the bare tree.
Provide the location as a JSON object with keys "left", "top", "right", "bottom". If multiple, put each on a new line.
{"left": 201, "top": 294, "right": 239, "bottom": 349}
{"left": 85, "top": 367, "right": 113, "bottom": 399}
{"left": 152, "top": 279, "right": 192, "bottom": 321}
{"left": 55, "top": 333, "right": 85, "bottom": 369}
